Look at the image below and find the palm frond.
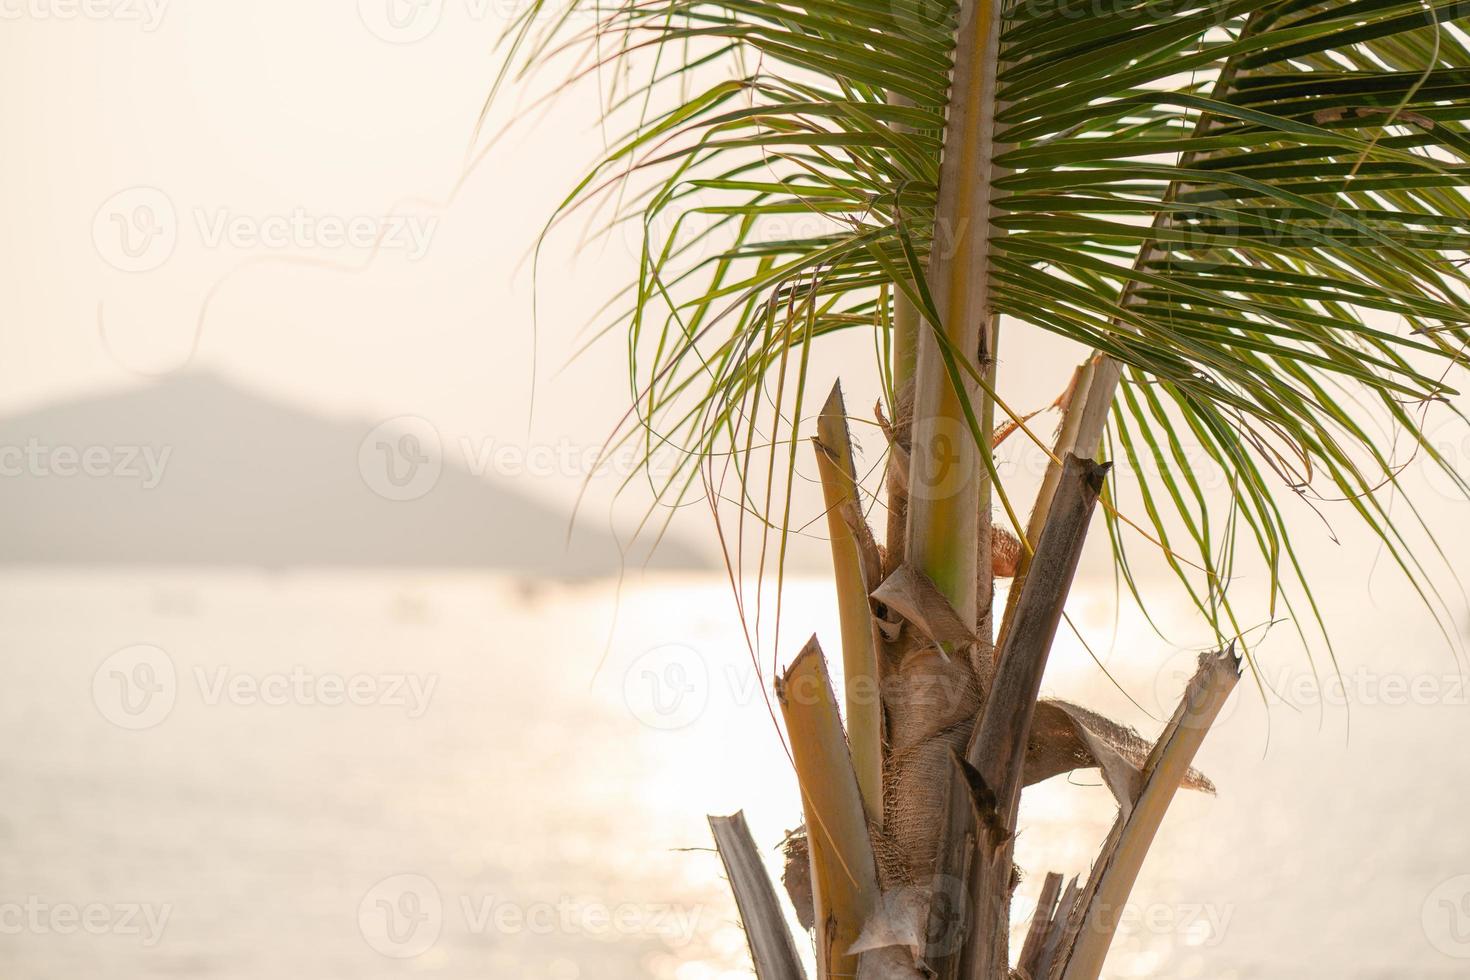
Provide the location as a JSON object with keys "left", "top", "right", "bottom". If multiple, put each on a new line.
{"left": 504, "top": 0, "right": 1470, "bottom": 662}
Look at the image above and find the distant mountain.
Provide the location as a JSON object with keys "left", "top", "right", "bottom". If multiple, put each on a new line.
{"left": 0, "top": 372, "right": 708, "bottom": 575}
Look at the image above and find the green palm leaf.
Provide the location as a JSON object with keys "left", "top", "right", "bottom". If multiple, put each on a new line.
{"left": 501, "top": 0, "right": 1470, "bottom": 666}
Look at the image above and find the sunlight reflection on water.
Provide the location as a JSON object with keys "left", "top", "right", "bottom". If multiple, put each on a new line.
{"left": 1, "top": 570, "right": 1468, "bottom": 978}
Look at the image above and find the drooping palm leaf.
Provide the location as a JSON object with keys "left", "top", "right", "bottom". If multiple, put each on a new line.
{"left": 500, "top": 0, "right": 1470, "bottom": 670}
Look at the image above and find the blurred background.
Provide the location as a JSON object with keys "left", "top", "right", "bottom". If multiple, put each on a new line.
{"left": 5, "top": 4, "right": 1470, "bottom": 978}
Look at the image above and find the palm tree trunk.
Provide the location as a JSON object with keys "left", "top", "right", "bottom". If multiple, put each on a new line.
{"left": 879, "top": 0, "right": 1007, "bottom": 893}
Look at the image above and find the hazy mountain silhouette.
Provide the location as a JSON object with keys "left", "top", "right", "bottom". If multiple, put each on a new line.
{"left": 0, "top": 372, "right": 707, "bottom": 575}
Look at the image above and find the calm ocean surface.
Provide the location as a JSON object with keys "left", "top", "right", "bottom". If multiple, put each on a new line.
{"left": 2, "top": 569, "right": 1468, "bottom": 978}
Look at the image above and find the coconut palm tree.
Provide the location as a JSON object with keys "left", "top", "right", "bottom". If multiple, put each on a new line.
{"left": 498, "top": 0, "right": 1470, "bottom": 975}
